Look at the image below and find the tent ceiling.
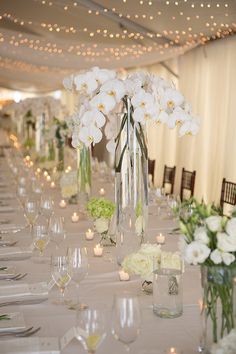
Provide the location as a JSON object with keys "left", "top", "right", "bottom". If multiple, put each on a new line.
{"left": 0, "top": 0, "right": 235, "bottom": 92}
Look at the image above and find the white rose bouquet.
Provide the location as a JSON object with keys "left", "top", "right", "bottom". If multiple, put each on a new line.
{"left": 178, "top": 199, "right": 236, "bottom": 345}
{"left": 211, "top": 329, "right": 236, "bottom": 354}
{"left": 122, "top": 243, "right": 182, "bottom": 282}
{"left": 87, "top": 197, "right": 116, "bottom": 245}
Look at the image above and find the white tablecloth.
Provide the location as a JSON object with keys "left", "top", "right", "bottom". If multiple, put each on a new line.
{"left": 0, "top": 155, "right": 203, "bottom": 354}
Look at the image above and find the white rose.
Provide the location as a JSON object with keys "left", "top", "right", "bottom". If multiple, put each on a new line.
{"left": 221, "top": 252, "right": 235, "bottom": 266}
{"left": 94, "top": 218, "right": 109, "bottom": 234}
{"left": 217, "top": 232, "right": 236, "bottom": 253}
{"left": 206, "top": 216, "right": 222, "bottom": 232}
{"left": 210, "top": 249, "right": 222, "bottom": 264}
{"left": 122, "top": 253, "right": 153, "bottom": 281}
{"left": 139, "top": 243, "right": 161, "bottom": 257}
{"left": 161, "top": 251, "right": 182, "bottom": 271}
{"left": 226, "top": 218, "right": 236, "bottom": 237}
{"left": 194, "top": 227, "right": 209, "bottom": 245}
{"left": 184, "top": 241, "right": 210, "bottom": 265}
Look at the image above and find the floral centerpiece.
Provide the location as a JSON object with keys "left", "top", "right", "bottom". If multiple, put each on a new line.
{"left": 179, "top": 199, "right": 236, "bottom": 351}
{"left": 122, "top": 243, "right": 182, "bottom": 281}
{"left": 63, "top": 67, "right": 199, "bottom": 247}
{"left": 87, "top": 197, "right": 116, "bottom": 246}
{"left": 53, "top": 118, "right": 68, "bottom": 172}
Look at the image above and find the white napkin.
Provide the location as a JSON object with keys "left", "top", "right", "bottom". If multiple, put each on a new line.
{"left": 0, "top": 247, "right": 32, "bottom": 261}
{"left": 0, "top": 224, "right": 25, "bottom": 232}
{"left": 0, "top": 282, "right": 48, "bottom": 302}
{"left": 1, "top": 337, "right": 60, "bottom": 354}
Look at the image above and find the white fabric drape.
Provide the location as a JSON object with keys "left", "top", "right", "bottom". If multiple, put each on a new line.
{"left": 145, "top": 36, "right": 236, "bottom": 203}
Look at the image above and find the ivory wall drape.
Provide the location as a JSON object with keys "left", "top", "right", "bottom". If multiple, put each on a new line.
{"left": 146, "top": 36, "right": 236, "bottom": 204}
{"left": 61, "top": 35, "right": 236, "bottom": 204}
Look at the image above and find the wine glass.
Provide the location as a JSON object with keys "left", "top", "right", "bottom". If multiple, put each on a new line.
{"left": 24, "top": 197, "right": 39, "bottom": 236}
{"left": 51, "top": 255, "right": 71, "bottom": 304}
{"left": 40, "top": 194, "right": 54, "bottom": 219}
{"left": 32, "top": 215, "right": 50, "bottom": 261}
{"left": 112, "top": 293, "right": 141, "bottom": 352}
{"left": 76, "top": 309, "right": 106, "bottom": 354}
{"left": 49, "top": 215, "right": 66, "bottom": 247}
{"left": 67, "top": 247, "right": 88, "bottom": 309}
{"left": 17, "top": 185, "right": 28, "bottom": 207}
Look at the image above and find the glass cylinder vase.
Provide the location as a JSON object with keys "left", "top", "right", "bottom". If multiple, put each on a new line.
{"left": 77, "top": 145, "right": 91, "bottom": 214}
{"left": 115, "top": 98, "right": 148, "bottom": 264}
{"left": 57, "top": 141, "right": 64, "bottom": 172}
{"left": 200, "top": 265, "right": 236, "bottom": 353}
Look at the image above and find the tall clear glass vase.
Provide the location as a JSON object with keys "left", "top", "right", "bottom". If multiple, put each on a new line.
{"left": 200, "top": 265, "right": 236, "bottom": 353}
{"left": 115, "top": 98, "right": 148, "bottom": 264}
{"left": 77, "top": 145, "right": 91, "bottom": 215}
{"left": 57, "top": 141, "right": 64, "bottom": 172}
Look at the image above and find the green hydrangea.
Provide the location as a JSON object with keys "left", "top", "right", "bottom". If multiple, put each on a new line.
{"left": 87, "top": 197, "right": 115, "bottom": 219}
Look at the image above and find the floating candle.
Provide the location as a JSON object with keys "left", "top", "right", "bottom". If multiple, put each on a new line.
{"left": 119, "top": 270, "right": 130, "bottom": 281}
{"left": 156, "top": 233, "right": 165, "bottom": 245}
{"left": 59, "top": 199, "right": 67, "bottom": 208}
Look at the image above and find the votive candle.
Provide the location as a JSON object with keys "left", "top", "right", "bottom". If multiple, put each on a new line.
{"left": 59, "top": 199, "right": 67, "bottom": 208}
{"left": 156, "top": 233, "right": 165, "bottom": 245}
{"left": 86, "top": 229, "right": 94, "bottom": 240}
{"left": 119, "top": 270, "right": 130, "bottom": 281}
{"left": 71, "top": 212, "right": 79, "bottom": 223}
{"left": 94, "top": 244, "right": 103, "bottom": 257}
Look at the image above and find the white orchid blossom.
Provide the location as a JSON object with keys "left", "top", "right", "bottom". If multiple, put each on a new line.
{"left": 160, "top": 88, "right": 184, "bottom": 112}
{"left": 106, "top": 139, "right": 116, "bottom": 154}
{"left": 74, "top": 72, "right": 98, "bottom": 95}
{"left": 81, "top": 109, "right": 106, "bottom": 128}
{"left": 91, "top": 67, "right": 116, "bottom": 85}
{"left": 179, "top": 117, "right": 200, "bottom": 137}
{"left": 131, "top": 89, "right": 155, "bottom": 110}
{"left": 100, "top": 79, "right": 126, "bottom": 103}
{"left": 78, "top": 125, "right": 102, "bottom": 147}
{"left": 90, "top": 92, "right": 116, "bottom": 114}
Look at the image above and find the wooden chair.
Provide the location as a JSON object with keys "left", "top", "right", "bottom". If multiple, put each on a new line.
{"left": 220, "top": 178, "right": 236, "bottom": 210}
{"left": 162, "top": 165, "right": 176, "bottom": 195}
{"left": 180, "top": 168, "right": 196, "bottom": 201}
{"left": 148, "top": 159, "right": 156, "bottom": 184}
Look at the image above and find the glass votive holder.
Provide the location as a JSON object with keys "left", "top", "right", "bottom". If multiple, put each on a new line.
{"left": 153, "top": 268, "right": 183, "bottom": 318}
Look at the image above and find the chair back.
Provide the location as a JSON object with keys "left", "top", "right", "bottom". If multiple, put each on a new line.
{"left": 148, "top": 159, "right": 156, "bottom": 184}
{"left": 220, "top": 178, "right": 236, "bottom": 211}
{"left": 180, "top": 168, "right": 196, "bottom": 201}
{"left": 162, "top": 165, "right": 176, "bottom": 195}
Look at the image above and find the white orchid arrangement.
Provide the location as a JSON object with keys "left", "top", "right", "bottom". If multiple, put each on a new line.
{"left": 122, "top": 243, "right": 182, "bottom": 282}
{"left": 63, "top": 67, "right": 200, "bottom": 154}
{"left": 178, "top": 199, "right": 236, "bottom": 266}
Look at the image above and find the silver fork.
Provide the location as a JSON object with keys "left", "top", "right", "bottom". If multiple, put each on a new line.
{"left": 0, "top": 326, "right": 41, "bottom": 337}
{"left": 1, "top": 273, "right": 28, "bottom": 281}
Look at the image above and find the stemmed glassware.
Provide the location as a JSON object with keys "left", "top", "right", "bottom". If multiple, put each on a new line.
{"left": 32, "top": 214, "right": 50, "bottom": 262}
{"left": 24, "top": 197, "right": 39, "bottom": 236}
{"left": 76, "top": 309, "right": 106, "bottom": 354}
{"left": 49, "top": 215, "right": 66, "bottom": 247}
{"left": 67, "top": 247, "right": 88, "bottom": 309}
{"left": 51, "top": 255, "right": 72, "bottom": 304}
{"left": 40, "top": 194, "right": 54, "bottom": 219}
{"left": 112, "top": 293, "right": 141, "bottom": 352}
{"left": 17, "top": 185, "right": 28, "bottom": 207}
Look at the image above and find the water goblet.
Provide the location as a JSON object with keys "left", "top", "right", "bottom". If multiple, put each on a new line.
{"left": 67, "top": 247, "right": 88, "bottom": 309}
{"left": 32, "top": 215, "right": 50, "bottom": 262}
{"left": 49, "top": 214, "right": 66, "bottom": 247}
{"left": 76, "top": 308, "right": 106, "bottom": 354}
{"left": 24, "top": 197, "right": 39, "bottom": 236}
{"left": 51, "top": 255, "right": 71, "bottom": 304}
{"left": 112, "top": 293, "right": 141, "bottom": 352}
{"left": 40, "top": 194, "right": 54, "bottom": 219}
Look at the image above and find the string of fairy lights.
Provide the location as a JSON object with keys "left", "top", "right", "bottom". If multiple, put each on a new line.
{"left": 0, "top": 0, "right": 235, "bottom": 73}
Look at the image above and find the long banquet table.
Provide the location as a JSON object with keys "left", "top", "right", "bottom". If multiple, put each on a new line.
{"left": 0, "top": 145, "right": 203, "bottom": 354}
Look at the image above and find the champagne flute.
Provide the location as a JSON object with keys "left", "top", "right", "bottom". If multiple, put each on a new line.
{"left": 24, "top": 197, "right": 39, "bottom": 236}
{"left": 51, "top": 255, "right": 71, "bottom": 304}
{"left": 49, "top": 215, "right": 66, "bottom": 247}
{"left": 76, "top": 309, "right": 106, "bottom": 354}
{"left": 40, "top": 194, "right": 54, "bottom": 219}
{"left": 32, "top": 215, "right": 50, "bottom": 261}
{"left": 67, "top": 247, "right": 88, "bottom": 309}
{"left": 112, "top": 293, "right": 141, "bottom": 352}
